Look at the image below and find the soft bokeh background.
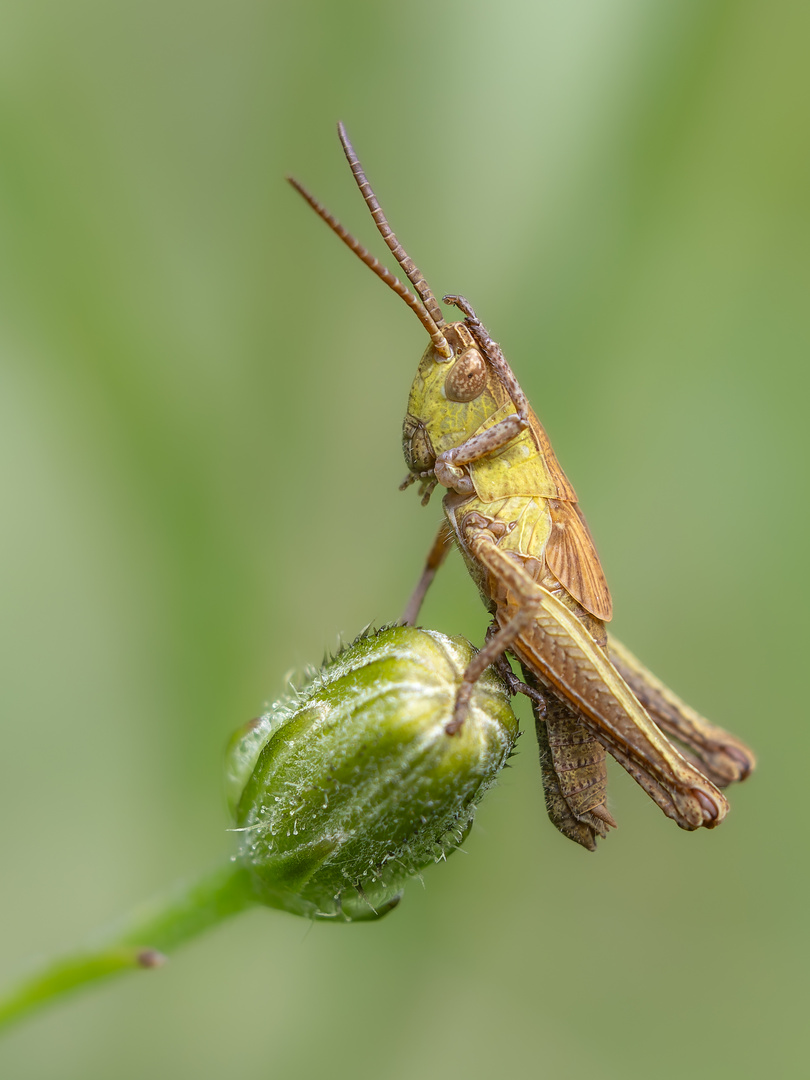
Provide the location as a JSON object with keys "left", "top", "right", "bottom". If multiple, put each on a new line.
{"left": 1, "top": 1, "right": 807, "bottom": 1076}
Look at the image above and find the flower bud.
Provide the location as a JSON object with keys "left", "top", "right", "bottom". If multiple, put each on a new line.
{"left": 225, "top": 626, "right": 518, "bottom": 922}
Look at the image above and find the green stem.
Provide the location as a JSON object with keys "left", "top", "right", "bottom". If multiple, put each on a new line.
{"left": 0, "top": 861, "right": 258, "bottom": 1034}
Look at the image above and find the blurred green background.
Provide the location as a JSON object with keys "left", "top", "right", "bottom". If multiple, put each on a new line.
{"left": 1, "top": 1, "right": 807, "bottom": 1076}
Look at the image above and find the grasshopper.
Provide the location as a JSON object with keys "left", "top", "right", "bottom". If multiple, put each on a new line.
{"left": 288, "top": 124, "right": 755, "bottom": 849}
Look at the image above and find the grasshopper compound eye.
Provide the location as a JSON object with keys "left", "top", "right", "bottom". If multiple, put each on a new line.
{"left": 444, "top": 348, "right": 487, "bottom": 402}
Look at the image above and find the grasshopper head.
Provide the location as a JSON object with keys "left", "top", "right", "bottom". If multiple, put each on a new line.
{"left": 403, "top": 321, "right": 500, "bottom": 478}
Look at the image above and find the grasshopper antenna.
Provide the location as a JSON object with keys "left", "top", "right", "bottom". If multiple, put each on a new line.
{"left": 287, "top": 174, "right": 452, "bottom": 358}
{"left": 336, "top": 123, "right": 450, "bottom": 352}
{"left": 287, "top": 126, "right": 452, "bottom": 358}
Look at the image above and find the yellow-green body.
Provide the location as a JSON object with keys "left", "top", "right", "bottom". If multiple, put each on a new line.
{"left": 402, "top": 322, "right": 752, "bottom": 845}
{"left": 288, "top": 123, "right": 754, "bottom": 850}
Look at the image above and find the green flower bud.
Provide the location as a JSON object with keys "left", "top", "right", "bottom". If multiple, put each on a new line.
{"left": 225, "top": 626, "right": 518, "bottom": 922}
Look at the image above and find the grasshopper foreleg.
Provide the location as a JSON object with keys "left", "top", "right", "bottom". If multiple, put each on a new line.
{"left": 436, "top": 419, "right": 528, "bottom": 485}
{"left": 443, "top": 294, "right": 531, "bottom": 429}
{"left": 432, "top": 295, "right": 532, "bottom": 488}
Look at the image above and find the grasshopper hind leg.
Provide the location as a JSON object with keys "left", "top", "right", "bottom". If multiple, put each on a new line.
{"left": 523, "top": 668, "right": 617, "bottom": 851}
{"left": 444, "top": 583, "right": 613, "bottom": 850}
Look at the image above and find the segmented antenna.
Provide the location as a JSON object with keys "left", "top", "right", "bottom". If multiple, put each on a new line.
{"left": 337, "top": 122, "right": 447, "bottom": 336}
{"left": 287, "top": 176, "right": 451, "bottom": 356}
{"left": 286, "top": 125, "right": 453, "bottom": 359}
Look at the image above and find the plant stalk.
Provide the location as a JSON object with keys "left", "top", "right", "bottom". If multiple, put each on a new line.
{"left": 0, "top": 861, "right": 257, "bottom": 1034}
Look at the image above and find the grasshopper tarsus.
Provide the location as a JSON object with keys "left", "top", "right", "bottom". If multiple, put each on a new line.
{"left": 442, "top": 294, "right": 478, "bottom": 324}
{"left": 399, "top": 470, "right": 439, "bottom": 505}
{"left": 501, "top": 670, "right": 547, "bottom": 711}
{"left": 445, "top": 687, "right": 472, "bottom": 736}
{"left": 419, "top": 479, "right": 438, "bottom": 506}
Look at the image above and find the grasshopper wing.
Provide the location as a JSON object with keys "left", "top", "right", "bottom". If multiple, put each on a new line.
{"left": 545, "top": 498, "right": 613, "bottom": 622}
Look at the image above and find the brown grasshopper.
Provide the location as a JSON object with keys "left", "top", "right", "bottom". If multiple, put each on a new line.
{"left": 288, "top": 123, "right": 755, "bottom": 850}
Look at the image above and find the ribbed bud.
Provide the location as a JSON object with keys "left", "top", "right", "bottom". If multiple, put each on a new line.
{"left": 225, "top": 626, "right": 518, "bottom": 922}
